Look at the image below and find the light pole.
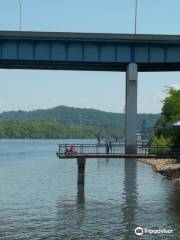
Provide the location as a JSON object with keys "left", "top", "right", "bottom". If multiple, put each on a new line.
{"left": 18, "top": 0, "right": 22, "bottom": 30}
{"left": 134, "top": 0, "right": 138, "bottom": 35}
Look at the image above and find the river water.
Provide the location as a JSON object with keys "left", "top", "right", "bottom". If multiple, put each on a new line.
{"left": 0, "top": 139, "right": 180, "bottom": 240}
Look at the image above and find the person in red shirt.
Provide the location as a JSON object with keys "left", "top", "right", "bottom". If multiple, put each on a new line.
{"left": 68, "top": 146, "right": 77, "bottom": 154}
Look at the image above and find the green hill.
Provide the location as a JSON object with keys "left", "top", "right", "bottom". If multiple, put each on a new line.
{"left": 0, "top": 120, "right": 123, "bottom": 139}
{"left": 0, "top": 105, "right": 159, "bottom": 131}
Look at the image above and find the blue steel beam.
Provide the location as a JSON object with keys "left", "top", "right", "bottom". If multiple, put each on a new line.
{"left": 1, "top": 31, "right": 180, "bottom": 71}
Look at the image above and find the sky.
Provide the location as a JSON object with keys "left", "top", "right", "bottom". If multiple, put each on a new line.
{"left": 0, "top": 0, "right": 180, "bottom": 114}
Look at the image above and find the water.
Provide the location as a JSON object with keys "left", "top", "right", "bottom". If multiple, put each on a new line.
{"left": 0, "top": 139, "right": 180, "bottom": 240}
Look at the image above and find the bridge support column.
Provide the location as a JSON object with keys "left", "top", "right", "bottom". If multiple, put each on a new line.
{"left": 125, "top": 63, "right": 138, "bottom": 154}
{"left": 77, "top": 157, "right": 86, "bottom": 185}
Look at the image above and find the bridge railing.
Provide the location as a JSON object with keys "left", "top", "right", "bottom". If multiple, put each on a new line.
{"left": 57, "top": 143, "right": 180, "bottom": 158}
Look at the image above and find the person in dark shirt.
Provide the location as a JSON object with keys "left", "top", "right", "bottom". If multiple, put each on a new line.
{"left": 106, "top": 141, "right": 109, "bottom": 154}
{"left": 109, "top": 141, "right": 112, "bottom": 153}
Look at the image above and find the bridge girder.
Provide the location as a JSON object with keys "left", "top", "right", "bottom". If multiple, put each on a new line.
{"left": 1, "top": 31, "right": 180, "bottom": 71}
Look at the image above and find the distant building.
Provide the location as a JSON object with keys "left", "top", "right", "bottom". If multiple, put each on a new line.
{"left": 137, "top": 133, "right": 142, "bottom": 142}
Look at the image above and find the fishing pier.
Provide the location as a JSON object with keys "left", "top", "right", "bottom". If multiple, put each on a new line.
{"left": 57, "top": 143, "right": 180, "bottom": 185}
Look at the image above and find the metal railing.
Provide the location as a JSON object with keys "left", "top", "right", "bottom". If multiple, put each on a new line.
{"left": 57, "top": 143, "right": 180, "bottom": 158}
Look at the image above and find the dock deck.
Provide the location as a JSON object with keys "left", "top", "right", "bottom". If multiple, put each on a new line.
{"left": 56, "top": 143, "right": 179, "bottom": 159}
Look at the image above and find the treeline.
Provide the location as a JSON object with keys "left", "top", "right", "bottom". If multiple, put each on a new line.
{"left": 151, "top": 88, "right": 180, "bottom": 147}
{"left": 0, "top": 105, "right": 159, "bottom": 130}
{"left": 0, "top": 120, "right": 123, "bottom": 139}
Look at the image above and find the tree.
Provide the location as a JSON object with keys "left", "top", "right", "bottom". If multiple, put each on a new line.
{"left": 151, "top": 87, "right": 180, "bottom": 147}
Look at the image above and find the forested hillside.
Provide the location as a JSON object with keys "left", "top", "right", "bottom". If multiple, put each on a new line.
{"left": 0, "top": 120, "right": 122, "bottom": 139}
{"left": 0, "top": 105, "right": 159, "bottom": 131}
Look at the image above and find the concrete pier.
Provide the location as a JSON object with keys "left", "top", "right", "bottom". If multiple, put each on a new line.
{"left": 77, "top": 157, "right": 86, "bottom": 185}
{"left": 125, "top": 63, "right": 138, "bottom": 153}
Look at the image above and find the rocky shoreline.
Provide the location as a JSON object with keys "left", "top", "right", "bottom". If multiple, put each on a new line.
{"left": 137, "top": 158, "right": 180, "bottom": 181}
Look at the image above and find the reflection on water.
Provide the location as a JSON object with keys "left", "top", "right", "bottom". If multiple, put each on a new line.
{"left": 122, "top": 159, "right": 137, "bottom": 239}
{"left": 77, "top": 185, "right": 85, "bottom": 206}
{"left": 0, "top": 140, "right": 180, "bottom": 239}
{"left": 167, "top": 183, "right": 180, "bottom": 215}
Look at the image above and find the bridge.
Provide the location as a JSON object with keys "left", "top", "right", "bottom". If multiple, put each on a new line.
{"left": 1, "top": 31, "right": 180, "bottom": 148}
{"left": 1, "top": 31, "right": 180, "bottom": 71}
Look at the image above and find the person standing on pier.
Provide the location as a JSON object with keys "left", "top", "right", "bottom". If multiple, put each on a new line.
{"left": 106, "top": 141, "right": 109, "bottom": 154}
{"left": 109, "top": 141, "right": 112, "bottom": 153}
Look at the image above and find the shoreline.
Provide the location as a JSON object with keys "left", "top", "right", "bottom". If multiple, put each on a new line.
{"left": 137, "top": 158, "right": 180, "bottom": 182}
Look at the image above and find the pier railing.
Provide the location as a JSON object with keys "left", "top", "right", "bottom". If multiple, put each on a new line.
{"left": 57, "top": 143, "right": 180, "bottom": 159}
